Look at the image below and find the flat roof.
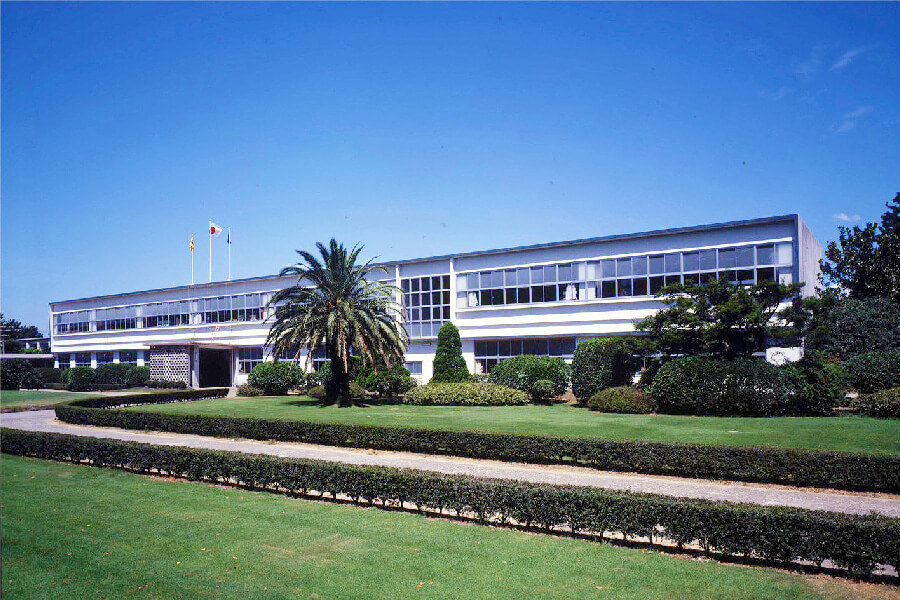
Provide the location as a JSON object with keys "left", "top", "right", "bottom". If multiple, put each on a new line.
{"left": 51, "top": 213, "right": 799, "bottom": 307}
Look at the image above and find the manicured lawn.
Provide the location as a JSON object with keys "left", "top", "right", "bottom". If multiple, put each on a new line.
{"left": 0, "top": 390, "right": 93, "bottom": 410}
{"left": 1, "top": 455, "right": 885, "bottom": 600}
{"left": 124, "top": 396, "right": 900, "bottom": 456}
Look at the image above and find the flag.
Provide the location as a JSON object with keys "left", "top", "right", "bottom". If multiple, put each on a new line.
{"left": 209, "top": 221, "right": 223, "bottom": 237}
{"left": 190, "top": 235, "right": 194, "bottom": 252}
{"left": 227, "top": 229, "right": 231, "bottom": 244}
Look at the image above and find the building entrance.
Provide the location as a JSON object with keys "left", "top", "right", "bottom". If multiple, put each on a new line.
{"left": 199, "top": 348, "right": 232, "bottom": 388}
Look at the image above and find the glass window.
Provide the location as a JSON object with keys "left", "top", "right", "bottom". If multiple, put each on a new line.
{"left": 504, "top": 269, "right": 517, "bottom": 286}
{"left": 737, "top": 269, "right": 755, "bottom": 285}
{"left": 683, "top": 273, "right": 699, "bottom": 286}
{"left": 405, "top": 361, "right": 422, "bottom": 375}
{"left": 649, "top": 255, "right": 665, "bottom": 274}
{"left": 757, "top": 267, "right": 775, "bottom": 282}
{"left": 682, "top": 252, "right": 699, "bottom": 271}
{"left": 601, "top": 259, "right": 616, "bottom": 278}
{"left": 632, "top": 256, "right": 648, "bottom": 276}
{"left": 505, "top": 288, "right": 517, "bottom": 304}
{"left": 517, "top": 268, "right": 530, "bottom": 285}
{"left": 664, "top": 274, "right": 681, "bottom": 287}
{"left": 491, "top": 289, "right": 504, "bottom": 305}
{"left": 664, "top": 253, "right": 680, "bottom": 273}
{"left": 517, "top": 287, "right": 530, "bottom": 303}
{"left": 756, "top": 245, "right": 774, "bottom": 265}
{"left": 543, "top": 285, "right": 557, "bottom": 302}
{"left": 718, "top": 248, "right": 736, "bottom": 269}
{"left": 557, "top": 264, "right": 572, "bottom": 282}
{"left": 97, "top": 352, "right": 113, "bottom": 365}
{"left": 543, "top": 265, "right": 557, "bottom": 283}
{"left": 480, "top": 272, "right": 492, "bottom": 289}
{"left": 736, "top": 247, "right": 755, "bottom": 267}
{"left": 776, "top": 243, "right": 792, "bottom": 265}
{"left": 601, "top": 280, "right": 616, "bottom": 298}
{"left": 649, "top": 276, "right": 665, "bottom": 295}
{"left": 616, "top": 258, "right": 632, "bottom": 277}
{"left": 530, "top": 267, "right": 544, "bottom": 284}
{"left": 632, "top": 277, "right": 648, "bottom": 296}
{"left": 467, "top": 273, "right": 478, "bottom": 290}
{"left": 531, "top": 286, "right": 544, "bottom": 302}
{"left": 699, "top": 249, "right": 717, "bottom": 270}
{"left": 456, "top": 275, "right": 467, "bottom": 292}
{"left": 617, "top": 279, "right": 632, "bottom": 296}
{"left": 778, "top": 267, "right": 793, "bottom": 285}
{"left": 57, "top": 354, "right": 70, "bottom": 369}
{"left": 491, "top": 270, "right": 504, "bottom": 287}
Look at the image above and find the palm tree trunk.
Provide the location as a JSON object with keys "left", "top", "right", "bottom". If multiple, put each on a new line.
{"left": 325, "top": 349, "right": 352, "bottom": 406}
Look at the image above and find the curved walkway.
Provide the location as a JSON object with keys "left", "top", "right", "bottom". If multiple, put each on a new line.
{"left": 3, "top": 409, "right": 899, "bottom": 518}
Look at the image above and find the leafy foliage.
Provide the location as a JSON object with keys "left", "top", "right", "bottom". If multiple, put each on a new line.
{"left": 845, "top": 350, "right": 900, "bottom": 393}
{"left": 237, "top": 384, "right": 265, "bottom": 397}
{"left": 778, "top": 351, "right": 845, "bottom": 416}
{"left": 307, "top": 382, "right": 367, "bottom": 401}
{"left": 356, "top": 360, "right": 417, "bottom": 398}
{"left": 821, "top": 193, "right": 900, "bottom": 301}
{"left": 651, "top": 357, "right": 796, "bottom": 416}
{"left": 588, "top": 386, "right": 657, "bottom": 414}
{"left": 94, "top": 363, "right": 132, "bottom": 386}
{"left": 126, "top": 365, "right": 150, "bottom": 387}
{"left": 635, "top": 278, "right": 801, "bottom": 359}
{"left": 0, "top": 359, "right": 43, "bottom": 390}
{"left": 487, "top": 355, "right": 570, "bottom": 399}
{"left": 530, "top": 379, "right": 556, "bottom": 403}
{"left": 403, "top": 382, "right": 529, "bottom": 406}
{"left": 430, "top": 322, "right": 470, "bottom": 383}
{"left": 267, "top": 239, "right": 407, "bottom": 405}
{"left": 4, "top": 428, "right": 899, "bottom": 577}
{"left": 0, "top": 314, "right": 41, "bottom": 354}
{"left": 55, "top": 393, "right": 899, "bottom": 492}
{"left": 852, "top": 387, "right": 900, "bottom": 419}
{"left": 64, "top": 366, "right": 97, "bottom": 391}
{"left": 571, "top": 337, "right": 641, "bottom": 400}
{"left": 248, "top": 361, "right": 304, "bottom": 395}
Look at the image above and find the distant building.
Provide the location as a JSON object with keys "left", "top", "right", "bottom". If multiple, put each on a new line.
{"left": 49, "top": 214, "right": 820, "bottom": 387}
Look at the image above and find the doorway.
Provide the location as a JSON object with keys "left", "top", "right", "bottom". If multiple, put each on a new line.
{"left": 199, "top": 348, "right": 232, "bottom": 388}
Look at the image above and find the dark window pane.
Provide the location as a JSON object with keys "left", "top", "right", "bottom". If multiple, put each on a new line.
{"left": 517, "top": 287, "right": 530, "bottom": 303}
{"left": 718, "top": 249, "right": 736, "bottom": 269}
{"left": 442, "top": 275, "right": 450, "bottom": 288}
{"left": 649, "top": 276, "right": 665, "bottom": 294}
{"left": 558, "top": 264, "right": 572, "bottom": 281}
{"left": 543, "top": 285, "right": 557, "bottom": 302}
{"left": 506, "top": 288, "right": 518, "bottom": 304}
{"left": 481, "top": 290, "right": 492, "bottom": 306}
{"left": 720, "top": 270, "right": 738, "bottom": 283}
{"left": 475, "top": 341, "right": 488, "bottom": 356}
{"left": 531, "top": 266, "right": 543, "bottom": 284}
{"left": 422, "top": 278, "right": 431, "bottom": 292}
{"left": 737, "top": 269, "right": 755, "bottom": 284}
{"left": 491, "top": 289, "right": 504, "bottom": 305}
{"left": 499, "top": 340, "right": 511, "bottom": 356}
{"left": 485, "top": 359, "right": 498, "bottom": 373}
{"left": 683, "top": 273, "right": 699, "bottom": 286}
{"left": 736, "top": 247, "right": 755, "bottom": 267}
{"left": 422, "top": 307, "right": 431, "bottom": 320}
{"left": 410, "top": 294, "right": 420, "bottom": 307}
{"left": 617, "top": 258, "right": 632, "bottom": 277}
{"left": 443, "top": 290, "right": 450, "bottom": 304}
{"left": 601, "top": 259, "right": 616, "bottom": 278}
{"left": 665, "top": 274, "right": 682, "bottom": 287}
{"left": 682, "top": 252, "right": 699, "bottom": 271}
{"left": 601, "top": 280, "right": 616, "bottom": 298}
{"left": 664, "top": 253, "right": 680, "bottom": 273}
{"left": 632, "top": 256, "right": 648, "bottom": 276}
{"left": 700, "top": 250, "right": 717, "bottom": 270}
{"left": 510, "top": 341, "right": 522, "bottom": 356}
{"left": 632, "top": 277, "right": 648, "bottom": 296}
{"left": 699, "top": 272, "right": 716, "bottom": 286}
{"left": 757, "top": 267, "right": 775, "bottom": 282}
{"left": 432, "top": 291, "right": 441, "bottom": 305}
{"left": 617, "top": 279, "right": 632, "bottom": 296}
{"left": 411, "top": 308, "right": 420, "bottom": 320}
{"left": 431, "top": 276, "right": 440, "bottom": 289}
{"left": 443, "top": 306, "right": 450, "bottom": 319}
{"left": 649, "top": 255, "right": 665, "bottom": 274}
{"left": 531, "top": 286, "right": 544, "bottom": 302}
{"left": 757, "top": 245, "right": 774, "bottom": 265}
{"left": 549, "top": 338, "right": 563, "bottom": 356}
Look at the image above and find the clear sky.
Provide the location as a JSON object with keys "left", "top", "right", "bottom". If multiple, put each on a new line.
{"left": 2, "top": 2, "right": 898, "bottom": 333}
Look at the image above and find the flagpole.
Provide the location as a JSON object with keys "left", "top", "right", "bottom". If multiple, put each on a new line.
{"left": 209, "top": 223, "right": 213, "bottom": 283}
{"left": 191, "top": 237, "right": 194, "bottom": 285}
{"left": 228, "top": 227, "right": 232, "bottom": 281}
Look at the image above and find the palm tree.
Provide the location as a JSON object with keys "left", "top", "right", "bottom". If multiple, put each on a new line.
{"left": 266, "top": 239, "right": 408, "bottom": 406}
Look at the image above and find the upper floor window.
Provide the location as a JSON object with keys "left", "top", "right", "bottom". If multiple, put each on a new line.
{"left": 402, "top": 275, "right": 451, "bottom": 339}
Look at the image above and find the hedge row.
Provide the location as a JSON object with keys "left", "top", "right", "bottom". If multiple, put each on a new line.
{"left": 2, "top": 428, "right": 897, "bottom": 577}
{"left": 54, "top": 401, "right": 900, "bottom": 493}
{"left": 59, "top": 388, "right": 230, "bottom": 410}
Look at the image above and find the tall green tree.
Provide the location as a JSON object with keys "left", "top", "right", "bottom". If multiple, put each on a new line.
{"left": 430, "top": 322, "right": 471, "bottom": 383}
{"left": 634, "top": 278, "right": 801, "bottom": 359}
{"left": 821, "top": 193, "right": 900, "bottom": 301}
{"left": 0, "top": 314, "right": 41, "bottom": 354}
{"left": 266, "top": 240, "right": 407, "bottom": 406}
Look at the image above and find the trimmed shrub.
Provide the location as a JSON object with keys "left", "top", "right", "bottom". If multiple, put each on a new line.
{"left": 588, "top": 386, "right": 657, "bottom": 414}
{"left": 3, "top": 428, "right": 898, "bottom": 577}
{"left": 94, "top": 363, "right": 132, "bottom": 386}
{"left": 1, "top": 359, "right": 42, "bottom": 390}
{"left": 53, "top": 395, "right": 900, "bottom": 493}
{"left": 488, "top": 355, "right": 569, "bottom": 399}
{"left": 809, "top": 297, "right": 900, "bottom": 359}
{"left": 430, "top": 322, "right": 470, "bottom": 383}
{"left": 126, "top": 365, "right": 150, "bottom": 387}
{"left": 307, "top": 382, "right": 367, "bottom": 401}
{"left": 403, "top": 383, "right": 529, "bottom": 406}
{"left": 248, "top": 361, "right": 304, "bottom": 395}
{"left": 572, "top": 338, "right": 640, "bottom": 400}
{"left": 845, "top": 350, "right": 900, "bottom": 394}
{"left": 852, "top": 387, "right": 900, "bottom": 419}
{"left": 356, "top": 361, "right": 416, "bottom": 398}
{"left": 237, "top": 383, "right": 265, "bottom": 397}
{"left": 530, "top": 379, "right": 556, "bottom": 403}
{"left": 37, "top": 367, "right": 63, "bottom": 384}
{"left": 651, "top": 357, "right": 794, "bottom": 416}
{"left": 147, "top": 379, "right": 187, "bottom": 389}
{"left": 64, "top": 366, "right": 96, "bottom": 391}
{"left": 779, "top": 351, "right": 844, "bottom": 416}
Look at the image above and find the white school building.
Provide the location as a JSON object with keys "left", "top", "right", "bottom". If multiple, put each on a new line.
{"left": 49, "top": 214, "right": 821, "bottom": 388}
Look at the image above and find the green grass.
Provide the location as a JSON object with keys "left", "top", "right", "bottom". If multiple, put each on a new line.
{"left": 123, "top": 396, "right": 900, "bottom": 455}
{"left": 1, "top": 454, "right": 882, "bottom": 600}
{"left": 0, "top": 390, "right": 94, "bottom": 409}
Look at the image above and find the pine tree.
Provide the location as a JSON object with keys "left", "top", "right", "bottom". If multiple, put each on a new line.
{"left": 430, "top": 322, "right": 471, "bottom": 383}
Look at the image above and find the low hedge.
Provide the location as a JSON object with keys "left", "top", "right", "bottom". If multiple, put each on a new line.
{"left": 852, "top": 387, "right": 900, "bottom": 419}
{"left": 237, "top": 383, "right": 265, "bottom": 397}
{"left": 846, "top": 350, "right": 900, "bottom": 394}
{"left": 488, "top": 355, "right": 570, "bottom": 398}
{"left": 57, "top": 388, "right": 229, "bottom": 411}
{"left": 2, "top": 428, "right": 897, "bottom": 577}
{"left": 147, "top": 379, "right": 188, "bottom": 389}
{"left": 403, "top": 383, "right": 529, "bottom": 406}
{"left": 587, "top": 386, "right": 657, "bottom": 414}
{"left": 53, "top": 400, "right": 900, "bottom": 493}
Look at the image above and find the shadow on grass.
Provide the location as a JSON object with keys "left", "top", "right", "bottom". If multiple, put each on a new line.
{"left": 285, "top": 396, "right": 404, "bottom": 409}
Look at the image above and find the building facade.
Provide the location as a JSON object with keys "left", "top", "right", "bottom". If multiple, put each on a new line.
{"left": 49, "top": 215, "right": 821, "bottom": 387}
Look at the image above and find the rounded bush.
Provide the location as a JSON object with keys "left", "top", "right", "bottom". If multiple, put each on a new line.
{"left": 845, "top": 350, "right": 900, "bottom": 393}
{"left": 126, "top": 365, "right": 150, "bottom": 387}
{"left": 403, "top": 382, "right": 529, "bottom": 406}
{"left": 487, "top": 355, "right": 569, "bottom": 399}
{"left": 94, "top": 363, "right": 132, "bottom": 386}
{"left": 651, "top": 357, "right": 793, "bottom": 416}
{"left": 530, "top": 379, "right": 556, "bottom": 403}
{"left": 588, "top": 386, "right": 657, "bottom": 414}
{"left": 1, "top": 359, "right": 41, "bottom": 391}
{"left": 572, "top": 338, "right": 640, "bottom": 400}
{"left": 237, "top": 383, "right": 264, "bottom": 397}
{"left": 852, "top": 387, "right": 900, "bottom": 419}
{"left": 248, "top": 361, "right": 304, "bottom": 395}
{"left": 357, "top": 362, "right": 417, "bottom": 398}
{"left": 64, "top": 366, "right": 97, "bottom": 391}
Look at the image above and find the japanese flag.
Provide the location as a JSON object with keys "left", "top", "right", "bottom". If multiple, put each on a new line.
{"left": 209, "top": 221, "right": 223, "bottom": 237}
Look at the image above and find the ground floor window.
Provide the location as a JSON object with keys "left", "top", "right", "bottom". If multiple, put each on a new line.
{"left": 237, "top": 346, "right": 264, "bottom": 374}
{"left": 405, "top": 361, "right": 423, "bottom": 375}
{"left": 118, "top": 351, "right": 138, "bottom": 365}
{"left": 474, "top": 337, "right": 576, "bottom": 374}
{"left": 56, "top": 353, "right": 70, "bottom": 369}
{"left": 74, "top": 352, "right": 92, "bottom": 367}
{"left": 96, "top": 352, "right": 114, "bottom": 365}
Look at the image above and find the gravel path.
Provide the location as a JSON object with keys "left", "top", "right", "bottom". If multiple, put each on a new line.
{"left": 3, "top": 409, "right": 899, "bottom": 517}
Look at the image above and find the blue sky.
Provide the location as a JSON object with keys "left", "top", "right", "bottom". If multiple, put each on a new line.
{"left": 2, "top": 2, "right": 898, "bottom": 332}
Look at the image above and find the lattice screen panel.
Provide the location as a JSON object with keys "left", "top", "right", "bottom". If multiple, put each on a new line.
{"left": 149, "top": 345, "right": 191, "bottom": 385}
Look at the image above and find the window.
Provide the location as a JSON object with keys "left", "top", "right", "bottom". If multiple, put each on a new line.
{"left": 403, "top": 274, "right": 450, "bottom": 339}
{"left": 474, "top": 337, "right": 575, "bottom": 373}
{"left": 56, "top": 354, "right": 70, "bottom": 369}
{"left": 74, "top": 352, "right": 91, "bottom": 367}
{"left": 118, "top": 351, "right": 138, "bottom": 365}
{"left": 96, "top": 352, "right": 113, "bottom": 365}
{"left": 405, "top": 361, "right": 423, "bottom": 375}
{"left": 55, "top": 311, "right": 91, "bottom": 334}
{"left": 237, "top": 347, "right": 264, "bottom": 374}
